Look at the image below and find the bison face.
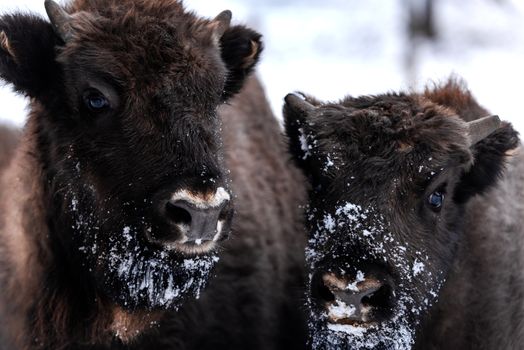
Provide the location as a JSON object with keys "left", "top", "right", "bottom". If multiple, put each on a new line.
{"left": 284, "top": 91, "right": 519, "bottom": 349}
{"left": 0, "top": 1, "right": 262, "bottom": 311}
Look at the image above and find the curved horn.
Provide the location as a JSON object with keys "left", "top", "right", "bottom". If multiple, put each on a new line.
{"left": 211, "top": 10, "right": 232, "bottom": 39}
{"left": 468, "top": 115, "right": 501, "bottom": 145}
{"left": 44, "top": 0, "right": 74, "bottom": 42}
{"left": 285, "top": 93, "right": 316, "bottom": 115}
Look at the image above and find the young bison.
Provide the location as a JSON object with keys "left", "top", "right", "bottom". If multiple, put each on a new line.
{"left": 284, "top": 81, "right": 522, "bottom": 349}
{"left": 0, "top": 1, "right": 307, "bottom": 349}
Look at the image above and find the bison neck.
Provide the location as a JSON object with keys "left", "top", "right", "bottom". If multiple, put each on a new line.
{"left": 0, "top": 115, "right": 163, "bottom": 349}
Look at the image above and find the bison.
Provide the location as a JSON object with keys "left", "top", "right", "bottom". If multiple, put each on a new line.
{"left": 0, "top": 0, "right": 307, "bottom": 349}
{"left": 283, "top": 80, "right": 522, "bottom": 349}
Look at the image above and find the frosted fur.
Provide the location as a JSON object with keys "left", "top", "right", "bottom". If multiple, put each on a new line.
{"left": 412, "top": 260, "right": 425, "bottom": 277}
{"left": 306, "top": 201, "right": 441, "bottom": 349}
{"left": 284, "top": 81, "right": 523, "bottom": 350}
{"left": 299, "top": 127, "right": 313, "bottom": 160}
{"left": 69, "top": 188, "right": 218, "bottom": 310}
{"left": 110, "top": 240, "right": 218, "bottom": 308}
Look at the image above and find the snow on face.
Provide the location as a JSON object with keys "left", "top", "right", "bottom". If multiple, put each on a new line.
{"left": 306, "top": 201, "right": 444, "bottom": 349}
{"left": 106, "top": 225, "right": 219, "bottom": 309}
{"left": 327, "top": 300, "right": 357, "bottom": 321}
{"left": 346, "top": 270, "right": 365, "bottom": 292}
{"left": 299, "top": 127, "right": 313, "bottom": 160}
{"left": 68, "top": 188, "right": 219, "bottom": 310}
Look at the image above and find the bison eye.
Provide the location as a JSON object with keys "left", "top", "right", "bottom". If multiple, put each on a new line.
{"left": 83, "top": 90, "right": 110, "bottom": 112}
{"left": 428, "top": 191, "right": 444, "bottom": 210}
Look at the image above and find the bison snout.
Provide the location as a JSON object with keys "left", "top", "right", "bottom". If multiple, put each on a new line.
{"left": 165, "top": 199, "right": 227, "bottom": 243}
{"left": 311, "top": 270, "right": 395, "bottom": 325}
{"left": 149, "top": 187, "right": 232, "bottom": 254}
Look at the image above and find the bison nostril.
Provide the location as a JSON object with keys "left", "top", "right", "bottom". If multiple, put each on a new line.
{"left": 161, "top": 198, "right": 225, "bottom": 244}
{"left": 311, "top": 271, "right": 336, "bottom": 303}
{"left": 361, "top": 284, "right": 392, "bottom": 310}
{"left": 315, "top": 271, "right": 395, "bottom": 324}
{"left": 150, "top": 189, "right": 231, "bottom": 249}
{"left": 165, "top": 201, "right": 192, "bottom": 228}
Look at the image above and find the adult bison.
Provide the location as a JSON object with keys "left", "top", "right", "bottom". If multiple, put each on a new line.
{"left": 284, "top": 81, "right": 522, "bottom": 349}
{"left": 0, "top": 0, "right": 307, "bottom": 349}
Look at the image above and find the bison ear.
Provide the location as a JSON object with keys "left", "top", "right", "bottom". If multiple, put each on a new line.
{"left": 0, "top": 14, "right": 60, "bottom": 99}
{"left": 454, "top": 121, "right": 520, "bottom": 203}
{"left": 219, "top": 25, "right": 262, "bottom": 100}
{"left": 283, "top": 93, "right": 326, "bottom": 184}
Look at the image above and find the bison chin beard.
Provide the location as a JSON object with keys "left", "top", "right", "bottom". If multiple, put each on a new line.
{"left": 307, "top": 288, "right": 418, "bottom": 350}
{"left": 92, "top": 224, "right": 219, "bottom": 311}
{"left": 98, "top": 233, "right": 219, "bottom": 311}
{"left": 64, "top": 185, "right": 220, "bottom": 311}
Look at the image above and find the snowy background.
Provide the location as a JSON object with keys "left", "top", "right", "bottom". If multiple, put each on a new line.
{"left": 0, "top": 0, "right": 523, "bottom": 132}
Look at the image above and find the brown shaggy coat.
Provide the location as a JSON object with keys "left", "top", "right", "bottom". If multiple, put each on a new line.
{"left": 0, "top": 77, "right": 308, "bottom": 350}
{"left": 0, "top": 0, "right": 307, "bottom": 348}
{"left": 283, "top": 80, "right": 523, "bottom": 349}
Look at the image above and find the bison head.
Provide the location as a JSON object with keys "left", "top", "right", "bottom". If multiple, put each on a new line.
{"left": 283, "top": 89, "right": 519, "bottom": 349}
{"left": 0, "top": 0, "right": 262, "bottom": 311}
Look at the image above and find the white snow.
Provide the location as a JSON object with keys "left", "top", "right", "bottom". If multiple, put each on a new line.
{"left": 328, "top": 300, "right": 356, "bottom": 320}
{"left": 346, "top": 270, "right": 365, "bottom": 292}
{"left": 110, "top": 246, "right": 218, "bottom": 308}
{"left": 298, "top": 128, "right": 312, "bottom": 160}
{"left": 327, "top": 323, "right": 369, "bottom": 337}
{"left": 324, "top": 155, "right": 334, "bottom": 171}
{"left": 323, "top": 214, "right": 336, "bottom": 233}
{"left": 412, "top": 259, "right": 425, "bottom": 277}
{"left": 306, "top": 198, "right": 438, "bottom": 349}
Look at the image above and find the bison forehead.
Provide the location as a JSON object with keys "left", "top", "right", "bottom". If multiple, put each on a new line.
{"left": 58, "top": 1, "right": 227, "bottom": 79}
{"left": 312, "top": 96, "right": 472, "bottom": 165}
{"left": 63, "top": 21, "right": 225, "bottom": 77}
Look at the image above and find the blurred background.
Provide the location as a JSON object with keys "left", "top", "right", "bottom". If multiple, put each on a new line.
{"left": 0, "top": 0, "right": 523, "bottom": 131}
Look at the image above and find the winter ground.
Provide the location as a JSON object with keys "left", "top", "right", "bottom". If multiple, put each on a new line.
{"left": 0, "top": 0, "right": 523, "bottom": 133}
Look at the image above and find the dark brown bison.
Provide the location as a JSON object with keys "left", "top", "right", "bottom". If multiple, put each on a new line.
{"left": 0, "top": 1, "right": 307, "bottom": 349}
{"left": 283, "top": 80, "right": 522, "bottom": 349}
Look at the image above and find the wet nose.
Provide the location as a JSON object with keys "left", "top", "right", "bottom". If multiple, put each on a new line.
{"left": 150, "top": 187, "right": 232, "bottom": 246}
{"left": 164, "top": 199, "right": 226, "bottom": 243}
{"left": 312, "top": 271, "right": 394, "bottom": 324}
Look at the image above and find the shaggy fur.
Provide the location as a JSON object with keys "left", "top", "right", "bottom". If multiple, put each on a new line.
{"left": 0, "top": 1, "right": 307, "bottom": 349}
{"left": 284, "top": 79, "right": 522, "bottom": 349}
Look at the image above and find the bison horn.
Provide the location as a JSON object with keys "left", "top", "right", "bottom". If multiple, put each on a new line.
{"left": 211, "top": 10, "right": 232, "bottom": 39}
{"left": 44, "top": 0, "right": 74, "bottom": 42}
{"left": 285, "top": 93, "right": 316, "bottom": 115}
{"left": 467, "top": 115, "right": 501, "bottom": 145}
